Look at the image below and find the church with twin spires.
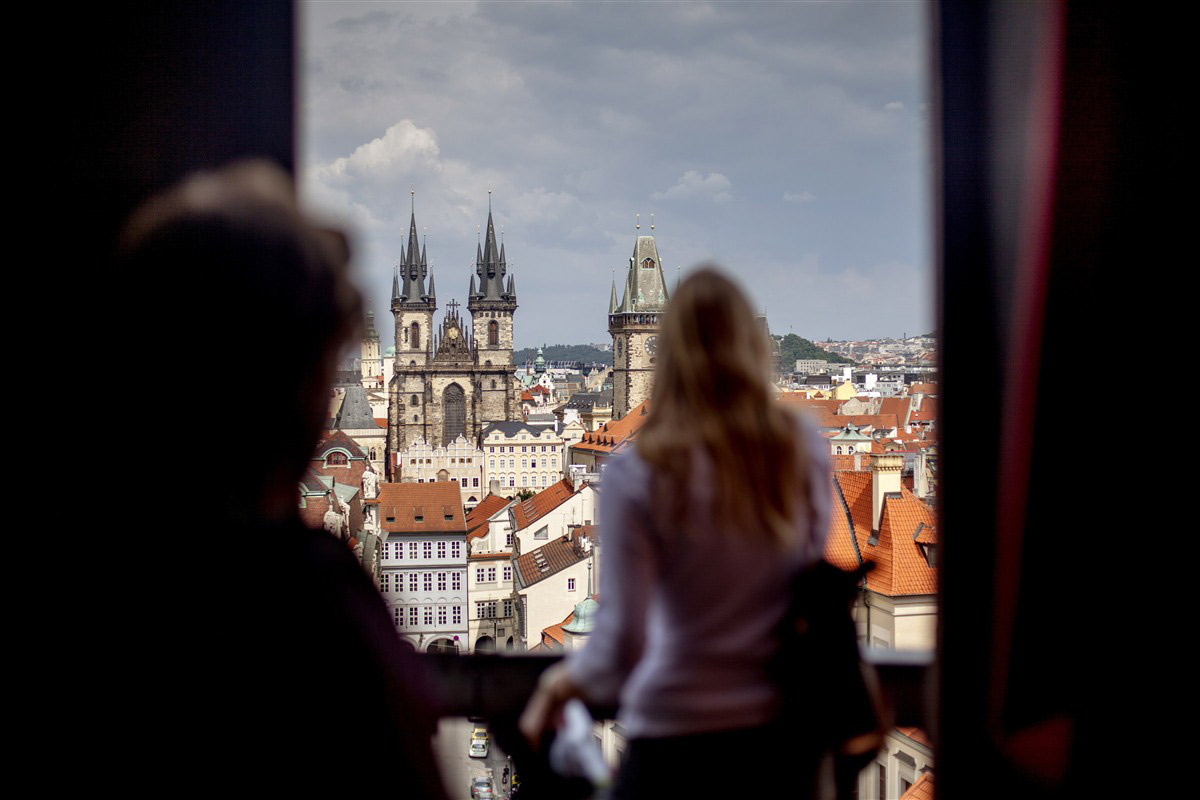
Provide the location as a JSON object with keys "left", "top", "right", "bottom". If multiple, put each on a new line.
{"left": 386, "top": 204, "right": 520, "bottom": 480}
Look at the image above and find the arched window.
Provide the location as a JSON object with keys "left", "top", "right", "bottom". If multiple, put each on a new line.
{"left": 488, "top": 320, "right": 499, "bottom": 346}
{"left": 410, "top": 394, "right": 419, "bottom": 406}
{"left": 490, "top": 379, "right": 496, "bottom": 389}
{"left": 443, "top": 383, "right": 466, "bottom": 443}
{"left": 325, "top": 451, "right": 348, "bottom": 467}
{"left": 411, "top": 321, "right": 420, "bottom": 349}
{"left": 413, "top": 415, "right": 418, "bottom": 423}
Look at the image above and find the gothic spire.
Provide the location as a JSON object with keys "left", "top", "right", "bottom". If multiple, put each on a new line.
{"left": 469, "top": 273, "right": 477, "bottom": 299}
{"left": 609, "top": 276, "right": 618, "bottom": 314}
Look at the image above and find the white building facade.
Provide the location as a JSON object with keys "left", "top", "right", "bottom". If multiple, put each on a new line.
{"left": 372, "top": 482, "right": 469, "bottom": 653}
{"left": 482, "top": 421, "right": 565, "bottom": 495}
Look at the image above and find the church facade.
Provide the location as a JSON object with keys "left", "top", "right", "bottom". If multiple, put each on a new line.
{"left": 386, "top": 207, "right": 520, "bottom": 480}
{"left": 608, "top": 229, "right": 670, "bottom": 419}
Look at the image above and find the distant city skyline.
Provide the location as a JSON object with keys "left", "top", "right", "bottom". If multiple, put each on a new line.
{"left": 300, "top": 1, "right": 933, "bottom": 350}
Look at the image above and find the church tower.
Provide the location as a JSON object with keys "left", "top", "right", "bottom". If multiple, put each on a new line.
{"left": 468, "top": 204, "right": 518, "bottom": 425}
{"left": 609, "top": 221, "right": 669, "bottom": 419}
{"left": 387, "top": 205, "right": 437, "bottom": 465}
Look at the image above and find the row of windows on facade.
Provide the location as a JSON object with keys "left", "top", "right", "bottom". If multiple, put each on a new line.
{"left": 382, "top": 541, "right": 464, "bottom": 561}
{"left": 381, "top": 570, "right": 464, "bottom": 593}
{"left": 489, "top": 445, "right": 556, "bottom": 453}
{"left": 490, "top": 457, "right": 557, "bottom": 469}
{"left": 391, "top": 604, "right": 463, "bottom": 628}
{"left": 475, "top": 599, "right": 514, "bottom": 619}
{"left": 488, "top": 473, "right": 556, "bottom": 488}
{"left": 409, "top": 476, "right": 482, "bottom": 488}
{"left": 475, "top": 565, "right": 513, "bottom": 583}
{"left": 409, "top": 457, "right": 475, "bottom": 464}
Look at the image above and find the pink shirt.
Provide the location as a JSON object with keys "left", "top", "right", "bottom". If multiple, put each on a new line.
{"left": 567, "top": 419, "right": 831, "bottom": 739}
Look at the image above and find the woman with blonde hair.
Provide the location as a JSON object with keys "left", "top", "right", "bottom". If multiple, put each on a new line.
{"left": 520, "top": 266, "right": 830, "bottom": 797}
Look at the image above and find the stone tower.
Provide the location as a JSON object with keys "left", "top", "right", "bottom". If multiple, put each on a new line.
{"left": 387, "top": 208, "right": 437, "bottom": 462}
{"left": 609, "top": 227, "right": 669, "bottom": 419}
{"left": 468, "top": 207, "right": 519, "bottom": 424}
{"left": 360, "top": 309, "right": 382, "bottom": 387}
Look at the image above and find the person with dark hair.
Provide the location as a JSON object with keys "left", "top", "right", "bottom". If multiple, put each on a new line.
{"left": 520, "top": 267, "right": 831, "bottom": 798}
{"left": 114, "top": 161, "right": 447, "bottom": 795}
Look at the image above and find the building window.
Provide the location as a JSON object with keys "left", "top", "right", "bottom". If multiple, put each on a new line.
{"left": 381, "top": 573, "right": 391, "bottom": 592}
{"left": 506, "top": 532, "right": 513, "bottom": 546}
{"left": 476, "top": 567, "right": 486, "bottom": 583}
{"left": 437, "top": 605, "right": 447, "bottom": 625}
{"left": 489, "top": 459, "right": 496, "bottom": 469}
{"left": 486, "top": 567, "right": 496, "bottom": 582}
{"left": 424, "top": 573, "right": 433, "bottom": 592}
{"left": 452, "top": 605, "right": 462, "bottom": 624}
{"left": 393, "top": 606, "right": 402, "bottom": 628}
{"left": 437, "top": 572, "right": 447, "bottom": 591}
{"left": 443, "top": 383, "right": 466, "bottom": 443}
{"left": 452, "top": 571, "right": 461, "bottom": 591}
{"left": 472, "top": 477, "right": 479, "bottom": 487}
{"left": 409, "top": 573, "right": 418, "bottom": 591}
{"left": 503, "top": 565, "right": 512, "bottom": 582}
{"left": 409, "top": 542, "right": 418, "bottom": 559}
{"left": 503, "top": 599, "right": 513, "bottom": 618}
{"left": 535, "top": 525, "right": 548, "bottom": 540}
{"left": 325, "top": 451, "right": 348, "bottom": 467}
{"left": 568, "top": 577, "right": 576, "bottom": 591}
{"left": 409, "top": 606, "right": 419, "bottom": 626}
{"left": 423, "top": 607, "right": 433, "bottom": 625}
{"left": 423, "top": 542, "right": 432, "bottom": 559}
{"left": 488, "top": 320, "right": 498, "bottom": 346}
{"left": 451, "top": 542, "right": 462, "bottom": 559}
{"left": 437, "top": 541, "right": 447, "bottom": 559}
{"left": 397, "top": 543, "right": 403, "bottom": 560}
{"left": 877, "top": 764, "right": 886, "bottom": 800}
{"left": 508, "top": 476, "right": 515, "bottom": 487}
{"left": 411, "top": 322, "right": 420, "bottom": 349}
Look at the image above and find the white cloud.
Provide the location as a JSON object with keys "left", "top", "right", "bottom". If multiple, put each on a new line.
{"left": 783, "top": 191, "right": 816, "bottom": 204}
{"left": 314, "top": 120, "right": 442, "bottom": 183}
{"left": 652, "top": 170, "right": 733, "bottom": 202}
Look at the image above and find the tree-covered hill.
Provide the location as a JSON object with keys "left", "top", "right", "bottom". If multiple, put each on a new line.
{"left": 775, "top": 333, "right": 855, "bottom": 366}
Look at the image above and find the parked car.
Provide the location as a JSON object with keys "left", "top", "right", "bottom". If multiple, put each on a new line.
{"left": 469, "top": 731, "right": 490, "bottom": 759}
{"left": 470, "top": 775, "right": 494, "bottom": 799}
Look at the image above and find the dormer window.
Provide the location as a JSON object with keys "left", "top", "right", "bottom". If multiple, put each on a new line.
{"left": 325, "top": 452, "right": 348, "bottom": 467}
{"left": 642, "top": 258, "right": 655, "bottom": 269}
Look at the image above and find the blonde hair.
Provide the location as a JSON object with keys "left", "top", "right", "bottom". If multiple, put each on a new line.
{"left": 636, "top": 267, "right": 807, "bottom": 546}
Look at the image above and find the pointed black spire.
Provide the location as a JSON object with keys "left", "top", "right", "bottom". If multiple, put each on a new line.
{"left": 427, "top": 270, "right": 436, "bottom": 301}
{"left": 392, "top": 265, "right": 400, "bottom": 301}
{"left": 469, "top": 273, "right": 477, "bottom": 298}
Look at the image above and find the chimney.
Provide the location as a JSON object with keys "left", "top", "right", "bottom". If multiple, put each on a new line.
{"left": 871, "top": 453, "right": 904, "bottom": 533}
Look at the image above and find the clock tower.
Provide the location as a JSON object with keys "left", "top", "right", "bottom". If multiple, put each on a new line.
{"left": 608, "top": 225, "right": 669, "bottom": 419}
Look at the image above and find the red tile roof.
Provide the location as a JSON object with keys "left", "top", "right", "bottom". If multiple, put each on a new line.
{"left": 909, "top": 382, "right": 937, "bottom": 395}
{"left": 513, "top": 532, "right": 592, "bottom": 588}
{"left": 466, "top": 493, "right": 511, "bottom": 541}
{"left": 822, "top": 473, "right": 937, "bottom": 597}
{"left": 571, "top": 399, "right": 651, "bottom": 454}
{"left": 899, "top": 772, "right": 933, "bottom": 800}
{"left": 908, "top": 397, "right": 938, "bottom": 423}
{"left": 895, "top": 727, "right": 933, "bottom": 749}
{"left": 511, "top": 478, "right": 576, "bottom": 530}
{"left": 374, "top": 418, "right": 388, "bottom": 429}
{"left": 541, "top": 610, "right": 574, "bottom": 647}
{"left": 314, "top": 430, "right": 367, "bottom": 460}
{"left": 370, "top": 482, "right": 466, "bottom": 534}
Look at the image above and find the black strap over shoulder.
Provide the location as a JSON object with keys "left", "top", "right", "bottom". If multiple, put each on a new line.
{"left": 773, "top": 560, "right": 887, "bottom": 800}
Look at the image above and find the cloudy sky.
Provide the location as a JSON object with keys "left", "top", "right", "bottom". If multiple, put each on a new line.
{"left": 299, "top": 1, "right": 933, "bottom": 350}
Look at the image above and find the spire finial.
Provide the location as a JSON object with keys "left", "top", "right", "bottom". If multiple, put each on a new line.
{"left": 636, "top": 213, "right": 640, "bottom": 231}
{"left": 477, "top": 224, "right": 481, "bottom": 241}
{"left": 488, "top": 184, "right": 492, "bottom": 212}
{"left": 650, "top": 213, "right": 654, "bottom": 231}
{"left": 410, "top": 186, "right": 414, "bottom": 213}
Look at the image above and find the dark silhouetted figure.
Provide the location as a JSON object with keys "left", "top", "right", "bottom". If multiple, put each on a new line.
{"left": 113, "top": 161, "right": 446, "bottom": 796}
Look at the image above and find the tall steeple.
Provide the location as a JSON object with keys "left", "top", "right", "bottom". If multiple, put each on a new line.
{"left": 475, "top": 209, "right": 511, "bottom": 301}
{"left": 617, "top": 230, "right": 669, "bottom": 313}
{"left": 396, "top": 209, "right": 429, "bottom": 304}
